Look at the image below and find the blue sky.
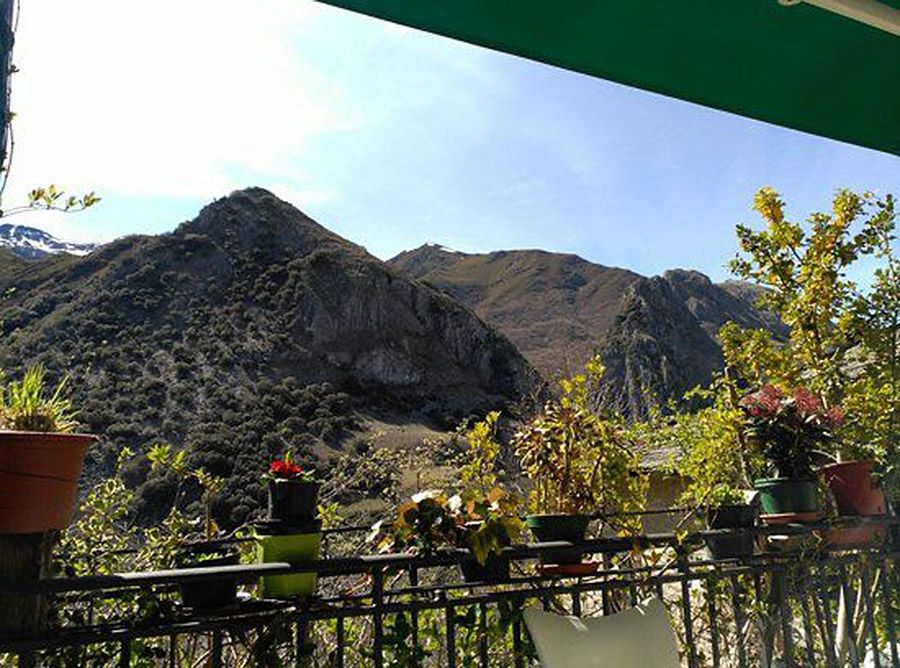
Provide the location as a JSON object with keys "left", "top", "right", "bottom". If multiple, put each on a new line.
{"left": 8, "top": 1, "right": 899, "bottom": 282}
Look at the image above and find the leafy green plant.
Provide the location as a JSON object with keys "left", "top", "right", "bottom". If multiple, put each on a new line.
{"left": 0, "top": 365, "right": 78, "bottom": 433}
{"left": 459, "top": 410, "right": 502, "bottom": 496}
{"left": 373, "top": 490, "right": 458, "bottom": 556}
{"left": 147, "top": 443, "right": 226, "bottom": 542}
{"left": 664, "top": 378, "right": 755, "bottom": 508}
{"left": 373, "top": 486, "right": 523, "bottom": 566}
{"left": 512, "top": 356, "right": 645, "bottom": 526}
{"left": 728, "top": 188, "right": 894, "bottom": 407}
{"left": 725, "top": 188, "right": 896, "bottom": 465}
{"left": 454, "top": 412, "right": 525, "bottom": 564}
{"left": 455, "top": 487, "right": 523, "bottom": 565}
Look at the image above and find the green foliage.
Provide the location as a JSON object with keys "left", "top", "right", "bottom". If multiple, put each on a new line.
{"left": 729, "top": 188, "right": 894, "bottom": 403}
{"left": 375, "top": 490, "right": 459, "bottom": 556}
{"left": 147, "top": 443, "right": 226, "bottom": 541}
{"left": 456, "top": 487, "right": 524, "bottom": 565}
{"left": 512, "top": 356, "right": 646, "bottom": 525}
{"left": 459, "top": 410, "right": 501, "bottom": 496}
{"left": 374, "top": 486, "right": 523, "bottom": 566}
{"left": 843, "top": 240, "right": 900, "bottom": 497}
{"left": 666, "top": 378, "right": 753, "bottom": 507}
{"left": 0, "top": 364, "right": 77, "bottom": 432}
{"left": 691, "top": 185, "right": 900, "bottom": 509}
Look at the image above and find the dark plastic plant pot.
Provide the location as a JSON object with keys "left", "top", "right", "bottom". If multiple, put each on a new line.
{"left": 705, "top": 504, "right": 757, "bottom": 559}
{"left": 458, "top": 554, "right": 510, "bottom": 584}
{"left": 267, "top": 479, "right": 321, "bottom": 523}
{"left": 526, "top": 514, "right": 591, "bottom": 565}
{"left": 525, "top": 514, "right": 592, "bottom": 543}
{"left": 819, "top": 460, "right": 887, "bottom": 517}
{"left": 177, "top": 547, "right": 240, "bottom": 610}
{"left": 754, "top": 478, "right": 821, "bottom": 515}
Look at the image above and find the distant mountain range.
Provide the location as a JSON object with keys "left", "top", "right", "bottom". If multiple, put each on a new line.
{"left": 389, "top": 245, "right": 785, "bottom": 416}
{"left": 0, "top": 191, "right": 785, "bottom": 523}
{"left": 0, "top": 189, "right": 538, "bottom": 524}
{"left": 0, "top": 223, "right": 99, "bottom": 259}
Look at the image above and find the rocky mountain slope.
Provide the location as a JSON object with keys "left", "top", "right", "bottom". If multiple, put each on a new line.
{"left": 594, "top": 270, "right": 785, "bottom": 416}
{"left": 388, "top": 245, "right": 641, "bottom": 376}
{"left": 389, "top": 246, "right": 785, "bottom": 416}
{"left": 0, "top": 189, "right": 539, "bottom": 524}
{"left": 0, "top": 223, "right": 99, "bottom": 259}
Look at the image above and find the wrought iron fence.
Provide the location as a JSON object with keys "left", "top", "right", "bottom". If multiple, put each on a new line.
{"left": 1, "top": 518, "right": 898, "bottom": 667}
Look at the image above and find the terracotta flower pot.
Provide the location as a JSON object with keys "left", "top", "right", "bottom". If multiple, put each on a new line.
{"left": 824, "top": 523, "right": 887, "bottom": 550}
{"left": 0, "top": 431, "right": 96, "bottom": 534}
{"left": 819, "top": 460, "right": 887, "bottom": 516}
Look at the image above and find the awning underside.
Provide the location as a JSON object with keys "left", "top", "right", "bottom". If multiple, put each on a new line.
{"left": 315, "top": 0, "right": 900, "bottom": 156}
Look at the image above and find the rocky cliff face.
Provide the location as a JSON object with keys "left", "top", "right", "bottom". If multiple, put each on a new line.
{"left": 594, "top": 270, "right": 786, "bottom": 416}
{"left": 390, "top": 248, "right": 785, "bottom": 417}
{"left": 0, "top": 189, "right": 539, "bottom": 524}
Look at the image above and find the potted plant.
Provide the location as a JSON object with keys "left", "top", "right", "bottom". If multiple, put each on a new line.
{"left": 147, "top": 445, "right": 240, "bottom": 610}
{"left": 175, "top": 541, "right": 241, "bottom": 610}
{"left": 0, "top": 366, "right": 98, "bottom": 533}
{"left": 452, "top": 412, "right": 524, "bottom": 581}
{"left": 255, "top": 452, "right": 322, "bottom": 599}
{"left": 512, "top": 357, "right": 645, "bottom": 569}
{"left": 263, "top": 450, "right": 320, "bottom": 523}
{"left": 741, "top": 385, "right": 834, "bottom": 523}
{"left": 816, "top": 414, "right": 889, "bottom": 548}
{"left": 254, "top": 520, "right": 322, "bottom": 599}
{"left": 673, "top": 383, "right": 759, "bottom": 559}
{"left": 453, "top": 488, "right": 523, "bottom": 582}
{"left": 373, "top": 487, "right": 522, "bottom": 584}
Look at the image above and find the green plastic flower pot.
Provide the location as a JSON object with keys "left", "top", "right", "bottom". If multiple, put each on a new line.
{"left": 256, "top": 531, "right": 321, "bottom": 599}
{"left": 754, "top": 478, "right": 821, "bottom": 515}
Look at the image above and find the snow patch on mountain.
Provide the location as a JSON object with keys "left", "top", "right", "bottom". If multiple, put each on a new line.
{"left": 0, "top": 224, "right": 99, "bottom": 259}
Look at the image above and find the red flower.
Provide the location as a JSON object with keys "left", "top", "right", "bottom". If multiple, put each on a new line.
{"left": 825, "top": 406, "right": 845, "bottom": 428}
{"left": 269, "top": 458, "right": 302, "bottom": 479}
{"left": 793, "top": 388, "right": 821, "bottom": 415}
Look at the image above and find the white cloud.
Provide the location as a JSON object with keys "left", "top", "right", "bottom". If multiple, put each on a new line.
{"left": 4, "top": 0, "right": 357, "bottom": 204}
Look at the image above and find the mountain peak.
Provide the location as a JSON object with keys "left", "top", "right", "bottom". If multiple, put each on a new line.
{"left": 176, "top": 187, "right": 364, "bottom": 260}
{"left": 0, "top": 223, "right": 99, "bottom": 259}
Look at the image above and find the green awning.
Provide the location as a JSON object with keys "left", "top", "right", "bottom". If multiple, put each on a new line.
{"left": 315, "top": 0, "right": 900, "bottom": 156}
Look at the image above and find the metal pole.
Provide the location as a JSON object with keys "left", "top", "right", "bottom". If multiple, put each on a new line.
{"left": 0, "top": 0, "right": 14, "bottom": 181}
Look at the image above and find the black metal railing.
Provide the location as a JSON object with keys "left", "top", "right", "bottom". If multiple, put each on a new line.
{"left": 1, "top": 517, "right": 898, "bottom": 667}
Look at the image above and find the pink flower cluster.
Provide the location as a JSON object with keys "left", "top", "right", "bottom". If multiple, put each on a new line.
{"left": 792, "top": 387, "right": 821, "bottom": 415}
{"left": 739, "top": 384, "right": 783, "bottom": 419}
{"left": 824, "top": 405, "right": 845, "bottom": 428}
{"left": 739, "top": 384, "right": 844, "bottom": 428}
